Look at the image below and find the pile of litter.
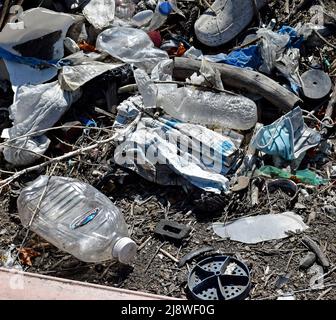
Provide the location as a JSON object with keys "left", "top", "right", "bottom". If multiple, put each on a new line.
{"left": 0, "top": 0, "right": 336, "bottom": 300}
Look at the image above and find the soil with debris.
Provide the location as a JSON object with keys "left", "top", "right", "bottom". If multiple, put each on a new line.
{"left": 1, "top": 0, "right": 336, "bottom": 300}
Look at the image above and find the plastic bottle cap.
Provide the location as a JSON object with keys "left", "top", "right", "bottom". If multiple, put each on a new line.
{"left": 159, "top": 1, "right": 172, "bottom": 16}
{"left": 113, "top": 237, "right": 137, "bottom": 264}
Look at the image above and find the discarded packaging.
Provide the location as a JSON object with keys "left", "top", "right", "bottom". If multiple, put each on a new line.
{"left": 158, "top": 87, "right": 258, "bottom": 130}
{"left": 58, "top": 53, "right": 124, "bottom": 91}
{"left": 213, "top": 212, "right": 309, "bottom": 244}
{"left": 83, "top": 0, "right": 115, "bottom": 30}
{"left": 135, "top": 60, "right": 258, "bottom": 130}
{"left": 3, "top": 81, "right": 77, "bottom": 166}
{"left": 113, "top": 96, "right": 240, "bottom": 193}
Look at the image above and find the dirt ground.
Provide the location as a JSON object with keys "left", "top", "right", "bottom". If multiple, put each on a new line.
{"left": 1, "top": 0, "right": 336, "bottom": 300}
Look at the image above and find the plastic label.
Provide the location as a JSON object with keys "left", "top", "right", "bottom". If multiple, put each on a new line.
{"left": 70, "top": 208, "right": 100, "bottom": 230}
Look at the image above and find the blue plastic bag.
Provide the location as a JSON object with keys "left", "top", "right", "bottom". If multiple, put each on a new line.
{"left": 278, "top": 25, "right": 304, "bottom": 48}
{"left": 0, "top": 46, "right": 68, "bottom": 69}
{"left": 221, "top": 45, "right": 262, "bottom": 69}
{"left": 205, "top": 45, "right": 262, "bottom": 69}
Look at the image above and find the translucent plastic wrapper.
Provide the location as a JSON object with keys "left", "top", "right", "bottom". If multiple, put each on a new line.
{"left": 296, "top": 22, "right": 327, "bottom": 41}
{"left": 113, "top": 96, "right": 240, "bottom": 194}
{"left": 189, "top": 59, "right": 224, "bottom": 90}
{"left": 83, "top": 0, "right": 115, "bottom": 30}
{"left": 274, "top": 48, "right": 301, "bottom": 93}
{"left": 96, "top": 26, "right": 169, "bottom": 73}
{"left": 2, "top": 81, "right": 77, "bottom": 166}
{"left": 257, "top": 28, "right": 290, "bottom": 74}
{"left": 18, "top": 176, "right": 136, "bottom": 263}
{"left": 213, "top": 212, "right": 308, "bottom": 244}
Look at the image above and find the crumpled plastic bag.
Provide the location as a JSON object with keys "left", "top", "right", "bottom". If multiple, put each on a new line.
{"left": 274, "top": 48, "right": 301, "bottom": 93}
{"left": 83, "top": 0, "right": 115, "bottom": 30}
{"left": 96, "top": 26, "right": 169, "bottom": 73}
{"left": 2, "top": 81, "right": 78, "bottom": 166}
{"left": 183, "top": 45, "right": 262, "bottom": 69}
{"left": 252, "top": 107, "right": 321, "bottom": 161}
{"left": 210, "top": 45, "right": 261, "bottom": 69}
{"left": 296, "top": 22, "right": 327, "bottom": 41}
{"left": 257, "top": 28, "right": 290, "bottom": 74}
{"left": 190, "top": 59, "right": 224, "bottom": 90}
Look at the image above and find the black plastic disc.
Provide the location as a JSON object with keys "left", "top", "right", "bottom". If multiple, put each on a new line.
{"left": 301, "top": 69, "right": 332, "bottom": 100}
{"left": 188, "top": 255, "right": 251, "bottom": 300}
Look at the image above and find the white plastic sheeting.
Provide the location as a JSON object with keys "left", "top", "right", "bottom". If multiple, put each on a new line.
{"left": 2, "top": 81, "right": 77, "bottom": 166}
{"left": 83, "top": 0, "right": 115, "bottom": 30}
{"left": 0, "top": 8, "right": 75, "bottom": 88}
{"left": 213, "top": 212, "right": 308, "bottom": 244}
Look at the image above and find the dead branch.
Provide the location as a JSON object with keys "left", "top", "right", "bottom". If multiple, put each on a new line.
{"left": 0, "top": 115, "right": 140, "bottom": 190}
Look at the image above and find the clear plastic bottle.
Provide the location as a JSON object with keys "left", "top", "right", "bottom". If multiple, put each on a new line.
{"left": 148, "top": 0, "right": 172, "bottom": 31}
{"left": 17, "top": 176, "right": 137, "bottom": 264}
{"left": 115, "top": 0, "right": 136, "bottom": 20}
{"left": 157, "top": 87, "right": 258, "bottom": 130}
{"left": 132, "top": 9, "right": 154, "bottom": 27}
